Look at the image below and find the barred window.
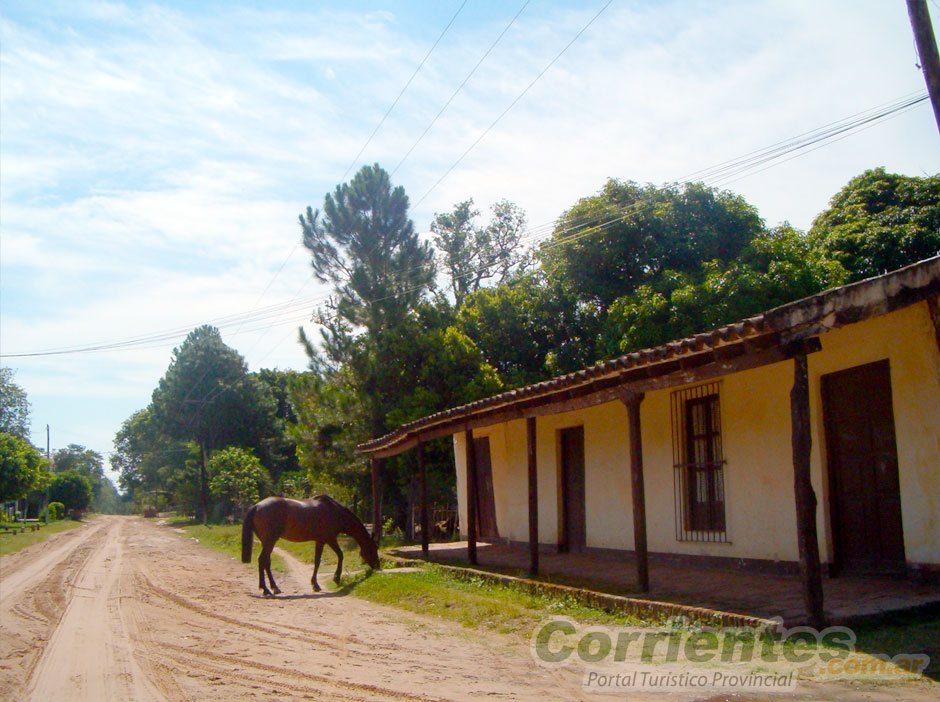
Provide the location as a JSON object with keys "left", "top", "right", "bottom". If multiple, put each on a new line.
{"left": 672, "top": 382, "right": 728, "bottom": 542}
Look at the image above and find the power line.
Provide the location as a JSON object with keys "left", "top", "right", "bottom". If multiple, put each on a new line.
{"left": 339, "top": 0, "right": 468, "bottom": 183}
{"left": 413, "top": 0, "right": 615, "bottom": 209}
{"left": 2, "top": 90, "right": 927, "bottom": 361}
{"left": 390, "top": 2, "right": 531, "bottom": 178}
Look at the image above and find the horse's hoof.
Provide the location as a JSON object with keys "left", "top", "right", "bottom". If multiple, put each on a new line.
{"left": 263, "top": 590, "right": 275, "bottom": 598}
{"left": 272, "top": 586, "right": 281, "bottom": 595}
{"left": 312, "top": 584, "right": 321, "bottom": 592}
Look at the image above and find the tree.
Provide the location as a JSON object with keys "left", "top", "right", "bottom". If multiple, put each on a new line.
{"left": 208, "top": 447, "right": 270, "bottom": 516}
{"left": 0, "top": 432, "right": 46, "bottom": 502}
{"left": 0, "top": 368, "right": 31, "bottom": 439}
{"left": 540, "top": 180, "right": 764, "bottom": 310}
{"left": 598, "top": 225, "right": 848, "bottom": 355}
{"left": 53, "top": 443, "right": 123, "bottom": 513}
{"left": 300, "top": 163, "right": 435, "bottom": 338}
{"left": 431, "top": 199, "right": 532, "bottom": 308}
{"left": 112, "top": 407, "right": 188, "bottom": 501}
{"left": 54, "top": 444, "right": 104, "bottom": 482}
{"left": 288, "top": 369, "right": 369, "bottom": 506}
{"left": 253, "top": 369, "right": 301, "bottom": 484}
{"left": 457, "top": 271, "right": 602, "bottom": 387}
{"left": 809, "top": 168, "right": 940, "bottom": 281}
{"left": 299, "top": 164, "right": 436, "bottom": 444}
{"left": 49, "top": 470, "right": 94, "bottom": 513}
{"left": 150, "top": 325, "right": 276, "bottom": 522}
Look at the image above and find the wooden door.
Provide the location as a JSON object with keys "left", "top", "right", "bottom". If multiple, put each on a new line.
{"left": 472, "top": 437, "right": 499, "bottom": 539}
{"left": 822, "top": 360, "right": 905, "bottom": 574}
{"left": 559, "top": 426, "right": 586, "bottom": 553}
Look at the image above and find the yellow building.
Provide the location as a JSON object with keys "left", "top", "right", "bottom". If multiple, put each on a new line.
{"left": 360, "top": 256, "right": 940, "bottom": 625}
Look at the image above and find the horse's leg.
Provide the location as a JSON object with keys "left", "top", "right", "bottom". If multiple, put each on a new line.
{"left": 258, "top": 547, "right": 271, "bottom": 596}
{"left": 265, "top": 552, "right": 281, "bottom": 595}
{"left": 311, "top": 541, "right": 324, "bottom": 592}
{"left": 259, "top": 542, "right": 280, "bottom": 596}
{"left": 328, "top": 539, "right": 344, "bottom": 585}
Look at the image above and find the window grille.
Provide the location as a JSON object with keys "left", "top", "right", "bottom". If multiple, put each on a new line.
{"left": 671, "top": 382, "right": 728, "bottom": 542}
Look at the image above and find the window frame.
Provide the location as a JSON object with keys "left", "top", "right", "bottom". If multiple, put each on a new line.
{"left": 671, "top": 382, "right": 728, "bottom": 543}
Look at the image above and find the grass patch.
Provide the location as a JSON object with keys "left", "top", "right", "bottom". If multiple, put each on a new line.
{"left": 177, "top": 525, "right": 373, "bottom": 575}
{"left": 852, "top": 608, "right": 940, "bottom": 680}
{"left": 0, "top": 519, "right": 85, "bottom": 556}
{"left": 276, "top": 535, "right": 374, "bottom": 572}
{"left": 179, "top": 523, "right": 287, "bottom": 573}
{"left": 340, "top": 562, "right": 939, "bottom": 684}
{"left": 341, "top": 564, "right": 642, "bottom": 637}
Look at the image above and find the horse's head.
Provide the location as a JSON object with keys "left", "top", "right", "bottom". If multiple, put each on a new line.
{"left": 361, "top": 536, "right": 381, "bottom": 570}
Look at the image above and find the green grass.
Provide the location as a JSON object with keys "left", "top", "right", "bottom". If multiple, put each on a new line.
{"left": 0, "top": 518, "right": 85, "bottom": 556}
{"left": 175, "top": 525, "right": 939, "bottom": 682}
{"left": 341, "top": 564, "right": 645, "bottom": 636}
{"left": 179, "top": 522, "right": 287, "bottom": 573}
{"left": 852, "top": 608, "right": 940, "bottom": 680}
{"left": 177, "top": 524, "right": 371, "bottom": 575}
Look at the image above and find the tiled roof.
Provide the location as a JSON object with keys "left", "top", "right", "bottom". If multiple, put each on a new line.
{"left": 358, "top": 255, "right": 940, "bottom": 456}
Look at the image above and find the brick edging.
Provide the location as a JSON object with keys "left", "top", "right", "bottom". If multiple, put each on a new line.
{"left": 382, "top": 553, "right": 780, "bottom": 631}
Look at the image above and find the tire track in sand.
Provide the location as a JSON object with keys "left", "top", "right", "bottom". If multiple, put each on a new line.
{"left": 24, "top": 518, "right": 172, "bottom": 701}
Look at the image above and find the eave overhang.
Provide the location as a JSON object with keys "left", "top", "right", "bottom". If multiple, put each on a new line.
{"left": 358, "top": 255, "right": 940, "bottom": 459}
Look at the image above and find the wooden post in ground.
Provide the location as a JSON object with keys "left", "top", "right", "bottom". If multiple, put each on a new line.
{"left": 466, "top": 429, "right": 478, "bottom": 565}
{"left": 371, "top": 455, "right": 383, "bottom": 544}
{"left": 527, "top": 416, "right": 539, "bottom": 575}
{"left": 908, "top": 0, "right": 940, "bottom": 135}
{"left": 791, "top": 351, "right": 825, "bottom": 627}
{"left": 418, "top": 441, "right": 429, "bottom": 559}
{"left": 621, "top": 391, "right": 649, "bottom": 593}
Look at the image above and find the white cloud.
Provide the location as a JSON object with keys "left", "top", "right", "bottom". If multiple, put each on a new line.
{"left": 1, "top": 0, "right": 936, "bottom": 464}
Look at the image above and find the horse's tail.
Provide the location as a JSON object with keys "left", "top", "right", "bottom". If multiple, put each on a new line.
{"left": 241, "top": 505, "right": 256, "bottom": 563}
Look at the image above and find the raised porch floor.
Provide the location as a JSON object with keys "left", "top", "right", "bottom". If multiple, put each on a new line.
{"left": 393, "top": 541, "right": 940, "bottom": 627}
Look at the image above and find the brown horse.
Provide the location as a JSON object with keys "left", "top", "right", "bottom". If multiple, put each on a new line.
{"left": 241, "top": 495, "right": 380, "bottom": 597}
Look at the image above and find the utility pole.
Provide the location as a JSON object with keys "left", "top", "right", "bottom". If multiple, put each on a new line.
{"left": 907, "top": 0, "right": 940, "bottom": 135}
{"left": 44, "top": 425, "right": 51, "bottom": 524}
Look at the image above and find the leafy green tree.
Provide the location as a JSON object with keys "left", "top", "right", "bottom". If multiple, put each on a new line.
{"left": 809, "top": 168, "right": 940, "bottom": 281}
{"left": 208, "top": 446, "right": 271, "bottom": 516}
{"left": 288, "top": 369, "right": 368, "bottom": 504}
{"left": 112, "top": 408, "right": 188, "bottom": 502}
{"left": 54, "top": 444, "right": 104, "bottom": 482}
{"left": 0, "top": 432, "right": 46, "bottom": 502}
{"left": 299, "top": 164, "right": 435, "bottom": 437}
{"left": 457, "top": 271, "right": 602, "bottom": 387}
{"left": 383, "top": 307, "right": 503, "bottom": 428}
{"left": 53, "top": 443, "right": 126, "bottom": 513}
{"left": 431, "top": 199, "right": 531, "bottom": 308}
{"left": 49, "top": 470, "right": 93, "bottom": 513}
{"left": 599, "top": 225, "right": 848, "bottom": 355}
{"left": 274, "top": 470, "right": 312, "bottom": 499}
{"left": 150, "top": 325, "right": 276, "bottom": 522}
{"left": 540, "top": 180, "right": 764, "bottom": 309}
{"left": 0, "top": 368, "right": 31, "bottom": 439}
{"left": 252, "top": 369, "right": 301, "bottom": 484}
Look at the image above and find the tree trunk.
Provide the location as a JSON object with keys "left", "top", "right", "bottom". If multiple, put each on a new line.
{"left": 200, "top": 441, "right": 209, "bottom": 525}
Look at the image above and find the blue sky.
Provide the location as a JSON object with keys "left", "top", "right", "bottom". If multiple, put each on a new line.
{"left": 1, "top": 0, "right": 937, "bottom": 483}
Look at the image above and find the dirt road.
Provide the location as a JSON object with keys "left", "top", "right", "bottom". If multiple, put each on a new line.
{"left": 0, "top": 516, "right": 591, "bottom": 701}
{"left": 1, "top": 516, "right": 937, "bottom": 701}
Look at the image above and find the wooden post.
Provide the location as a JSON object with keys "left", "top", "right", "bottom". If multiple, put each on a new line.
{"left": 622, "top": 392, "right": 649, "bottom": 593}
{"left": 466, "top": 429, "right": 478, "bottom": 565}
{"left": 371, "top": 455, "right": 383, "bottom": 544}
{"left": 418, "top": 441, "right": 429, "bottom": 559}
{"left": 791, "top": 352, "right": 825, "bottom": 628}
{"left": 527, "top": 417, "right": 539, "bottom": 575}
{"left": 907, "top": 0, "right": 940, "bottom": 136}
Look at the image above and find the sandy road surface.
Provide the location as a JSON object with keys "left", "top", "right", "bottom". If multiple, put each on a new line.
{"left": 1, "top": 516, "right": 937, "bottom": 702}
{"left": 0, "top": 516, "right": 593, "bottom": 701}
